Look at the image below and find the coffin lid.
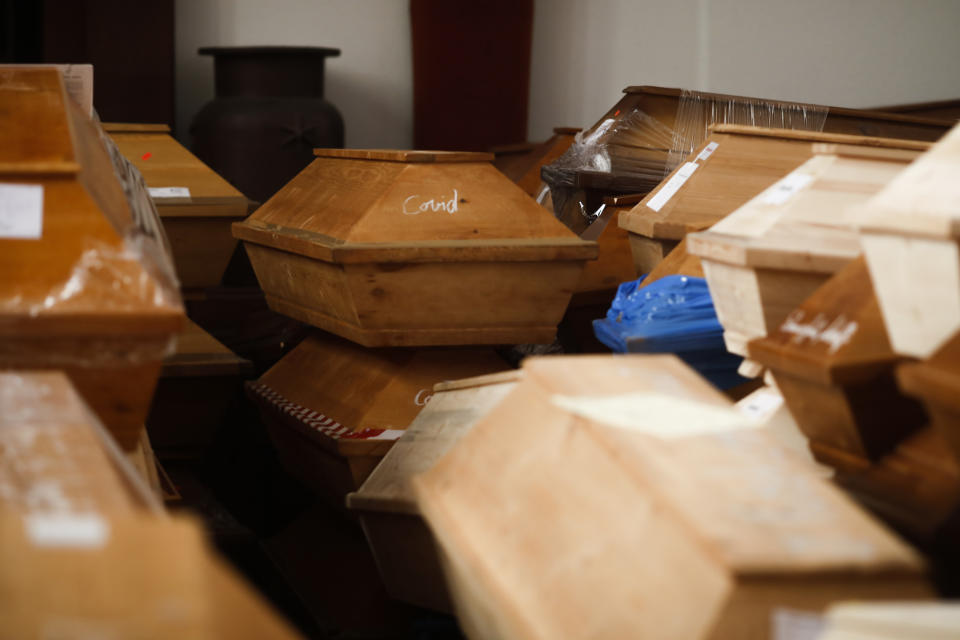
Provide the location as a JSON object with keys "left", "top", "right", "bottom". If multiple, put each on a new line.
{"left": 346, "top": 370, "right": 522, "bottom": 515}
{"left": 104, "top": 123, "right": 249, "bottom": 217}
{"left": 620, "top": 125, "right": 932, "bottom": 241}
{"left": 748, "top": 257, "right": 904, "bottom": 385}
{"left": 0, "top": 68, "right": 183, "bottom": 337}
{"left": 417, "top": 354, "right": 924, "bottom": 577}
{"left": 855, "top": 123, "right": 960, "bottom": 239}
{"left": 898, "top": 329, "right": 960, "bottom": 413}
{"left": 233, "top": 148, "right": 596, "bottom": 264}
{"left": 687, "top": 144, "right": 926, "bottom": 270}
{"left": 250, "top": 332, "right": 510, "bottom": 455}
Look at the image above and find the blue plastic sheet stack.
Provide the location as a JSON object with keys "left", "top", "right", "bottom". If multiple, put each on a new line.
{"left": 593, "top": 275, "right": 746, "bottom": 389}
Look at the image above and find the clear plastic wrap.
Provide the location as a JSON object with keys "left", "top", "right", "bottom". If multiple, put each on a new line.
{"left": 541, "top": 86, "right": 830, "bottom": 234}
{"left": 666, "top": 89, "right": 829, "bottom": 171}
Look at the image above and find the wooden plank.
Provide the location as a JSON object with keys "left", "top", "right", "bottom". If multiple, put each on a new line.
{"left": 314, "top": 148, "right": 494, "bottom": 163}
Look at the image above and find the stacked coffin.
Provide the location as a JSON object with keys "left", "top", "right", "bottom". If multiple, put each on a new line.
{"left": 234, "top": 149, "right": 596, "bottom": 511}
{"left": 104, "top": 123, "right": 251, "bottom": 291}
{"left": 687, "top": 139, "right": 929, "bottom": 374}
{"left": 413, "top": 355, "right": 932, "bottom": 639}
{"left": 0, "top": 67, "right": 184, "bottom": 451}
{"left": 0, "top": 370, "right": 301, "bottom": 638}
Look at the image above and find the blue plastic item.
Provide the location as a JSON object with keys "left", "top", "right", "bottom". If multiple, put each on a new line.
{"left": 593, "top": 275, "right": 746, "bottom": 389}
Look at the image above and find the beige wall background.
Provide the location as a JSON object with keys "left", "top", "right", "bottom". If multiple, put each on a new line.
{"left": 176, "top": 0, "right": 960, "bottom": 147}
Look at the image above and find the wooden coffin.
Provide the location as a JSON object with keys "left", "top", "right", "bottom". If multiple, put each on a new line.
{"left": 856, "top": 122, "right": 960, "bottom": 359}
{"left": 105, "top": 123, "right": 250, "bottom": 289}
{"left": 247, "top": 330, "right": 511, "bottom": 506}
{"left": 687, "top": 141, "right": 927, "bottom": 362}
{"left": 232, "top": 149, "right": 597, "bottom": 347}
{"left": 346, "top": 371, "right": 521, "bottom": 612}
{"left": 414, "top": 354, "right": 930, "bottom": 640}
{"left": 818, "top": 601, "right": 960, "bottom": 640}
{"left": 874, "top": 98, "right": 960, "bottom": 121}
{"left": 0, "top": 370, "right": 301, "bottom": 639}
{"left": 146, "top": 319, "right": 253, "bottom": 454}
{"left": 618, "top": 126, "right": 928, "bottom": 276}
{"left": 749, "top": 257, "right": 927, "bottom": 462}
{"left": 492, "top": 127, "right": 580, "bottom": 197}
{"left": 898, "top": 331, "right": 960, "bottom": 466}
{"left": 563, "top": 85, "right": 950, "bottom": 197}
{"left": 0, "top": 68, "right": 184, "bottom": 450}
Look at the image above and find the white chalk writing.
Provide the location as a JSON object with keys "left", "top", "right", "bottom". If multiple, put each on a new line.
{"left": 780, "top": 311, "right": 858, "bottom": 354}
{"left": 414, "top": 389, "right": 433, "bottom": 407}
{"left": 402, "top": 189, "right": 460, "bottom": 215}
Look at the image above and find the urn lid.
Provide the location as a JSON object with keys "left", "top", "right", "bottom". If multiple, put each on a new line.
{"left": 233, "top": 148, "right": 596, "bottom": 264}
{"left": 0, "top": 68, "right": 183, "bottom": 337}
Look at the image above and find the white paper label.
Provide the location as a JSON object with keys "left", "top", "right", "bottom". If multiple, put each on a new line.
{"left": 737, "top": 389, "right": 784, "bottom": 421}
{"left": 368, "top": 429, "right": 405, "bottom": 441}
{"left": 0, "top": 183, "right": 44, "bottom": 239}
{"left": 771, "top": 608, "right": 825, "bottom": 640}
{"left": 646, "top": 162, "right": 699, "bottom": 212}
{"left": 696, "top": 141, "right": 719, "bottom": 162}
{"left": 551, "top": 392, "right": 758, "bottom": 438}
{"left": 760, "top": 172, "right": 814, "bottom": 206}
{"left": 148, "top": 186, "right": 191, "bottom": 199}
{"left": 25, "top": 513, "right": 110, "bottom": 549}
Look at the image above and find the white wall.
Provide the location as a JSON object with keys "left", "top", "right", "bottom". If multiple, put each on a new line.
{"left": 175, "top": 0, "right": 960, "bottom": 148}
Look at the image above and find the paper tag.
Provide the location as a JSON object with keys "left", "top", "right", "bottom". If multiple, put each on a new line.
{"left": 368, "top": 429, "right": 405, "bottom": 441}
{"left": 696, "top": 141, "right": 719, "bottom": 162}
{"left": 551, "top": 392, "right": 758, "bottom": 438}
{"left": 148, "top": 186, "right": 191, "bottom": 199}
{"left": 771, "top": 608, "right": 825, "bottom": 640}
{"left": 646, "top": 162, "right": 699, "bottom": 212}
{"left": 0, "top": 183, "right": 44, "bottom": 239}
{"left": 760, "top": 172, "right": 814, "bottom": 206}
{"left": 737, "top": 389, "right": 784, "bottom": 421}
{"left": 25, "top": 513, "right": 110, "bottom": 549}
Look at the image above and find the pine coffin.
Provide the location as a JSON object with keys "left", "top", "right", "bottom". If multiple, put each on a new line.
{"left": 246, "top": 331, "right": 511, "bottom": 507}
{"left": 618, "top": 126, "right": 927, "bottom": 276}
{"left": 686, "top": 142, "right": 927, "bottom": 361}
{"left": 414, "top": 355, "right": 930, "bottom": 640}
{"left": 0, "top": 371, "right": 302, "bottom": 639}
{"left": 0, "top": 68, "right": 184, "bottom": 450}
{"left": 855, "top": 122, "right": 960, "bottom": 359}
{"left": 232, "top": 149, "right": 597, "bottom": 347}
{"left": 105, "top": 123, "right": 250, "bottom": 289}
{"left": 346, "top": 371, "right": 521, "bottom": 612}
{"left": 748, "top": 257, "right": 927, "bottom": 462}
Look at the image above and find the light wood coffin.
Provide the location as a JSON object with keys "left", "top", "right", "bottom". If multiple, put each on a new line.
{"left": 146, "top": 319, "right": 253, "bottom": 453}
{"left": 687, "top": 141, "right": 927, "bottom": 361}
{"left": 818, "top": 601, "right": 960, "bottom": 640}
{"left": 232, "top": 149, "right": 597, "bottom": 347}
{"left": 0, "top": 371, "right": 301, "bottom": 639}
{"left": 346, "top": 371, "right": 521, "bottom": 612}
{"left": 414, "top": 355, "right": 930, "bottom": 640}
{"left": 247, "top": 331, "right": 511, "bottom": 506}
{"left": 855, "top": 122, "right": 960, "bottom": 359}
{"left": 0, "top": 68, "right": 184, "bottom": 450}
{"left": 618, "top": 126, "right": 928, "bottom": 276}
{"left": 105, "top": 123, "right": 250, "bottom": 289}
{"left": 748, "top": 257, "right": 927, "bottom": 462}
{"left": 562, "top": 85, "right": 950, "bottom": 198}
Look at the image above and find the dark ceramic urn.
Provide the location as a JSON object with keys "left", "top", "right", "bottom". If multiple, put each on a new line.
{"left": 190, "top": 46, "right": 345, "bottom": 204}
